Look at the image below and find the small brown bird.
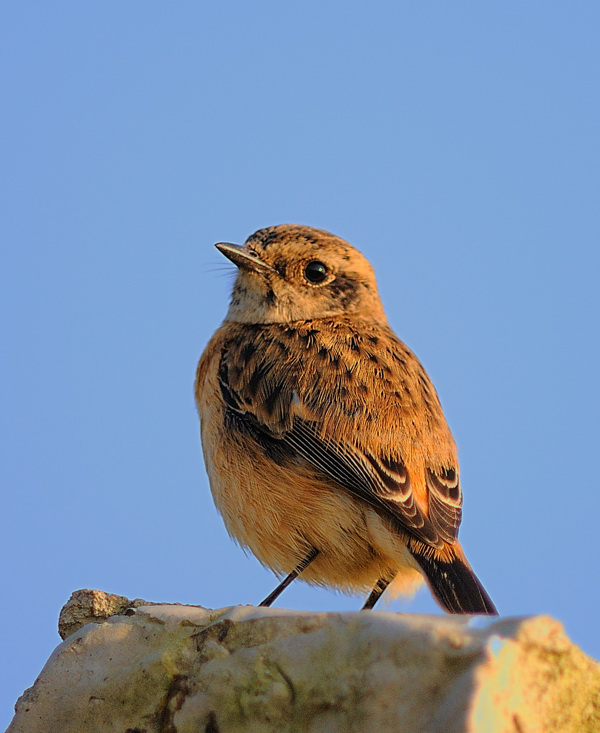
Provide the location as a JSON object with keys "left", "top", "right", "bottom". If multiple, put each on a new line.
{"left": 195, "top": 225, "right": 497, "bottom": 614}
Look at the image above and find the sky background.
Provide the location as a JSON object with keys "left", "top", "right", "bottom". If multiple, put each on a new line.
{"left": 2, "top": 2, "right": 599, "bottom": 726}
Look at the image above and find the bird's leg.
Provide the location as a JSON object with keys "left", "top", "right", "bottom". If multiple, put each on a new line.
{"left": 361, "top": 576, "right": 392, "bottom": 610}
{"left": 258, "top": 548, "right": 320, "bottom": 607}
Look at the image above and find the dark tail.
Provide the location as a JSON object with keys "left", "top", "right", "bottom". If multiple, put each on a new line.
{"left": 410, "top": 549, "right": 498, "bottom": 615}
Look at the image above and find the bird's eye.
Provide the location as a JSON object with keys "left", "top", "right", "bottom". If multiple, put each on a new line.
{"left": 304, "top": 260, "right": 329, "bottom": 284}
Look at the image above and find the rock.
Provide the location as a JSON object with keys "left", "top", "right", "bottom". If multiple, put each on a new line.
{"left": 8, "top": 589, "right": 600, "bottom": 733}
{"left": 57, "top": 588, "right": 163, "bottom": 640}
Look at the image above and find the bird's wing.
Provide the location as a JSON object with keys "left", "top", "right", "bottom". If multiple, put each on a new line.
{"left": 284, "top": 419, "right": 462, "bottom": 548}
{"left": 218, "top": 323, "right": 462, "bottom": 550}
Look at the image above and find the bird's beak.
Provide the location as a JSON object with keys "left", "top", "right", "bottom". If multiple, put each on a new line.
{"left": 215, "top": 242, "right": 274, "bottom": 274}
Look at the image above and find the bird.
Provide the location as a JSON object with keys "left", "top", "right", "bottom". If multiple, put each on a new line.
{"left": 195, "top": 224, "right": 497, "bottom": 615}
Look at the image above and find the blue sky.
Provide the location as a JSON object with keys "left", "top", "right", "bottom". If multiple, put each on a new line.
{"left": 2, "top": 2, "right": 599, "bottom": 725}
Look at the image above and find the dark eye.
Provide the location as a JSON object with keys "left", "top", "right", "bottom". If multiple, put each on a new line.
{"left": 304, "top": 260, "right": 329, "bottom": 284}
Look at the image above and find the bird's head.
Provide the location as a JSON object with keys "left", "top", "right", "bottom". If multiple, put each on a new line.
{"left": 217, "top": 224, "right": 387, "bottom": 324}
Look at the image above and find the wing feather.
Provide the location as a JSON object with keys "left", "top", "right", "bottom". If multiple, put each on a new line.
{"left": 218, "top": 321, "right": 463, "bottom": 550}
{"left": 287, "top": 419, "right": 439, "bottom": 545}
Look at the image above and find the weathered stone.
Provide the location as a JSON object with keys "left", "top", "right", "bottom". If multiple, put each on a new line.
{"left": 57, "top": 588, "right": 165, "bottom": 640}
{"left": 9, "top": 589, "right": 600, "bottom": 733}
